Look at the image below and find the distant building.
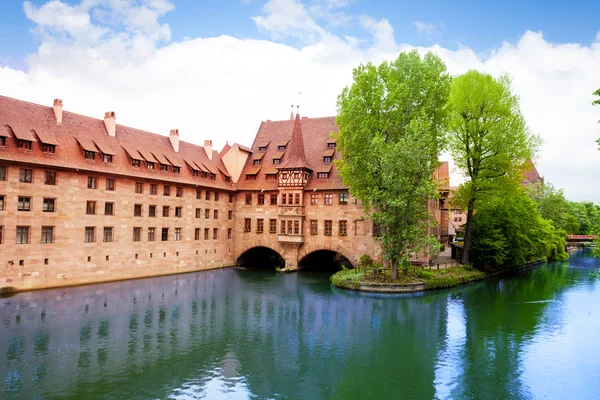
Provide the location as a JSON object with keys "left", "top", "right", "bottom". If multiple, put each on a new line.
{"left": 0, "top": 95, "right": 449, "bottom": 291}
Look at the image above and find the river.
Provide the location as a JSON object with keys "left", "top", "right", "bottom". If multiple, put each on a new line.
{"left": 1, "top": 250, "right": 599, "bottom": 399}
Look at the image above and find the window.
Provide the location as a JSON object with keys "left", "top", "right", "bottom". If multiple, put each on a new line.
{"left": 257, "top": 219, "right": 264, "bottom": 233}
{"left": 160, "top": 164, "right": 168, "bottom": 171}
{"left": 288, "top": 194, "right": 294, "bottom": 204}
{"left": 103, "top": 227, "right": 113, "bottom": 242}
{"left": 148, "top": 227, "right": 156, "bottom": 242}
{"left": 133, "top": 227, "right": 141, "bottom": 242}
{"left": 245, "top": 193, "right": 252, "bottom": 205}
{"left": 213, "top": 228, "right": 218, "bottom": 240}
{"left": 162, "top": 206, "right": 170, "bottom": 217}
{"left": 205, "top": 209, "right": 210, "bottom": 219}
{"left": 135, "top": 182, "right": 143, "bottom": 194}
{"left": 253, "top": 160, "right": 261, "bottom": 165}
{"left": 103, "top": 154, "right": 113, "bottom": 163}
{"left": 149, "top": 205, "right": 156, "bottom": 217}
{"left": 0, "top": 166, "right": 5, "bottom": 181}
{"left": 228, "top": 210, "right": 233, "bottom": 220}
{"left": 246, "top": 174, "right": 257, "bottom": 181}
{"left": 16, "top": 226, "right": 29, "bottom": 244}
{"left": 258, "top": 193, "right": 265, "bottom": 205}
{"left": 204, "top": 228, "right": 209, "bottom": 240}
{"left": 339, "top": 193, "right": 348, "bottom": 205}
{"left": 0, "top": 195, "right": 4, "bottom": 211}
{"left": 278, "top": 145, "right": 286, "bottom": 151}
{"left": 176, "top": 187, "right": 183, "bottom": 197}
{"left": 163, "top": 185, "right": 170, "bottom": 196}
{"left": 339, "top": 220, "right": 348, "bottom": 236}
{"left": 273, "top": 159, "right": 280, "bottom": 165}
{"left": 132, "top": 159, "right": 141, "bottom": 167}
{"left": 294, "top": 193, "right": 300, "bottom": 205}
{"left": 259, "top": 146, "right": 267, "bottom": 151}
{"left": 85, "top": 227, "right": 95, "bottom": 243}
{"left": 269, "top": 219, "right": 277, "bottom": 234}
{"left": 104, "top": 202, "right": 114, "bottom": 215}
{"left": 229, "top": 193, "right": 234, "bottom": 203}
{"left": 173, "top": 166, "right": 181, "bottom": 174}
{"left": 280, "top": 220, "right": 286, "bottom": 235}
{"left": 87, "top": 176, "right": 97, "bottom": 189}
{"left": 45, "top": 171, "right": 57, "bottom": 185}
{"left": 150, "top": 184, "right": 157, "bottom": 195}
{"left": 42, "top": 143, "right": 56, "bottom": 153}
{"left": 161, "top": 228, "right": 169, "bottom": 241}
{"left": 18, "top": 140, "right": 32, "bottom": 150}
{"left": 196, "top": 208, "right": 201, "bottom": 218}
{"left": 192, "top": 169, "right": 198, "bottom": 176}
{"left": 106, "top": 178, "right": 115, "bottom": 191}
{"left": 134, "top": 204, "right": 142, "bottom": 217}
{"left": 176, "top": 207, "right": 183, "bottom": 218}
{"left": 373, "top": 222, "right": 381, "bottom": 237}
{"left": 310, "top": 194, "right": 319, "bottom": 205}
{"left": 281, "top": 194, "right": 286, "bottom": 205}
{"left": 324, "top": 156, "right": 332, "bottom": 163}
{"left": 18, "top": 197, "right": 31, "bottom": 211}
{"left": 328, "top": 142, "right": 336, "bottom": 148}
{"left": 214, "top": 192, "right": 219, "bottom": 201}
{"left": 310, "top": 220, "right": 318, "bottom": 235}
{"left": 84, "top": 150, "right": 95, "bottom": 160}
{"left": 244, "top": 218, "right": 251, "bottom": 232}
{"left": 147, "top": 162, "right": 154, "bottom": 170}
{"left": 324, "top": 220, "right": 333, "bottom": 236}
{"left": 175, "top": 228, "right": 182, "bottom": 241}
{"left": 228, "top": 228, "right": 232, "bottom": 239}
{"left": 195, "top": 228, "right": 201, "bottom": 240}
{"left": 270, "top": 194, "right": 278, "bottom": 205}
{"left": 213, "top": 210, "right": 218, "bottom": 219}
{"left": 205, "top": 191, "right": 211, "bottom": 201}
{"left": 41, "top": 227, "right": 54, "bottom": 244}
{"left": 86, "top": 201, "right": 96, "bottom": 215}
{"left": 196, "top": 189, "right": 202, "bottom": 200}
{"left": 325, "top": 194, "right": 333, "bottom": 205}
{"left": 266, "top": 173, "right": 277, "bottom": 180}
{"left": 0, "top": 137, "right": 4, "bottom": 146}
{"left": 293, "top": 220, "right": 299, "bottom": 235}
{"left": 287, "top": 220, "right": 293, "bottom": 235}
{"left": 318, "top": 172, "right": 329, "bottom": 179}
{"left": 20, "top": 169, "right": 32, "bottom": 183}
{"left": 43, "top": 198, "right": 55, "bottom": 212}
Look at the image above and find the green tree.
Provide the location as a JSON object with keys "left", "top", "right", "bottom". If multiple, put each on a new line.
{"left": 470, "top": 189, "right": 568, "bottom": 269}
{"left": 447, "top": 70, "right": 540, "bottom": 264}
{"left": 526, "top": 182, "right": 580, "bottom": 234}
{"left": 335, "top": 50, "right": 451, "bottom": 279}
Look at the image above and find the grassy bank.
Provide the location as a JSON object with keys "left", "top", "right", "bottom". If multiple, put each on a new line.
{"left": 330, "top": 265, "right": 486, "bottom": 291}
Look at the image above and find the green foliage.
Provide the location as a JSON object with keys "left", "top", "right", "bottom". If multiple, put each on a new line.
{"left": 569, "top": 201, "right": 600, "bottom": 235}
{"left": 526, "top": 182, "right": 580, "bottom": 234}
{"left": 446, "top": 70, "right": 541, "bottom": 264}
{"left": 470, "top": 189, "right": 568, "bottom": 269}
{"left": 335, "top": 50, "right": 451, "bottom": 277}
{"left": 359, "top": 254, "right": 373, "bottom": 268}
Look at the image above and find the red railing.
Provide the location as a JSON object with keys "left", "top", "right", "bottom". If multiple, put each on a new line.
{"left": 568, "top": 235, "right": 597, "bottom": 240}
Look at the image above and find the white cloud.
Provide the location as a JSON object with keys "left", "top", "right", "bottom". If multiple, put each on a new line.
{"left": 2, "top": 1, "right": 600, "bottom": 201}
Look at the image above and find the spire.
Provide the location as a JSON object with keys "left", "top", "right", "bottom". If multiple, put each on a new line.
{"left": 290, "top": 104, "right": 294, "bottom": 120}
{"left": 280, "top": 113, "right": 312, "bottom": 171}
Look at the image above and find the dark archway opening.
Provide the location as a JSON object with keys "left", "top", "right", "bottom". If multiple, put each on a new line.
{"left": 299, "top": 250, "right": 353, "bottom": 272}
{"left": 236, "top": 247, "right": 285, "bottom": 269}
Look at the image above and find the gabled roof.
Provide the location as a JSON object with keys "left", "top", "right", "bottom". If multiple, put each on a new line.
{"left": 34, "top": 128, "right": 59, "bottom": 145}
{"left": 279, "top": 114, "right": 312, "bottom": 171}
{"left": 0, "top": 95, "right": 235, "bottom": 191}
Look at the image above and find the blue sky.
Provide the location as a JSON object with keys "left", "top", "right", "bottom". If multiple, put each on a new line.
{"left": 2, "top": 0, "right": 600, "bottom": 70}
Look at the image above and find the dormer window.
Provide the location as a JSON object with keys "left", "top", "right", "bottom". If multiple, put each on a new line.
{"left": 225, "top": 176, "right": 231, "bottom": 183}
{"left": 192, "top": 170, "right": 199, "bottom": 177}
{"left": 42, "top": 143, "right": 56, "bottom": 154}
{"left": 324, "top": 156, "right": 332, "bottom": 163}
{"left": 147, "top": 162, "right": 155, "bottom": 170}
{"left": 278, "top": 145, "right": 286, "bottom": 151}
{"left": 0, "top": 137, "right": 5, "bottom": 146}
{"left": 253, "top": 160, "right": 261, "bottom": 165}
{"left": 328, "top": 143, "right": 336, "bottom": 148}
{"left": 246, "top": 174, "right": 257, "bottom": 181}
{"left": 103, "top": 154, "right": 113, "bottom": 163}
{"left": 210, "top": 173, "right": 216, "bottom": 180}
{"left": 160, "top": 164, "right": 168, "bottom": 171}
{"left": 173, "top": 166, "right": 181, "bottom": 174}
{"left": 201, "top": 171, "right": 208, "bottom": 178}
{"left": 84, "top": 150, "right": 95, "bottom": 160}
{"left": 132, "top": 159, "right": 141, "bottom": 167}
{"left": 318, "top": 172, "right": 329, "bottom": 178}
{"left": 18, "top": 140, "right": 32, "bottom": 150}
{"left": 266, "top": 174, "right": 277, "bottom": 180}
{"left": 259, "top": 146, "right": 267, "bottom": 152}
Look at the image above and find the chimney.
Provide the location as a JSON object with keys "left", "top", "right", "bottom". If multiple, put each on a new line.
{"left": 204, "top": 140, "right": 213, "bottom": 160}
{"left": 104, "top": 111, "right": 116, "bottom": 137}
{"left": 169, "top": 129, "right": 179, "bottom": 153}
{"left": 53, "top": 99, "right": 63, "bottom": 125}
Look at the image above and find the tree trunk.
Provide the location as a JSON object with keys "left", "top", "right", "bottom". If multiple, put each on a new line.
{"left": 462, "top": 202, "right": 475, "bottom": 265}
{"left": 391, "top": 258, "right": 398, "bottom": 280}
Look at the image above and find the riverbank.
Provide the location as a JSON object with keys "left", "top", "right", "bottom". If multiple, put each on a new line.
{"left": 330, "top": 260, "right": 548, "bottom": 293}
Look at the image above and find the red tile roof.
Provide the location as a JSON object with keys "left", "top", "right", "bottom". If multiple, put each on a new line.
{"left": 522, "top": 159, "right": 543, "bottom": 185}
{"left": 278, "top": 114, "right": 312, "bottom": 171}
{"left": 238, "top": 115, "right": 344, "bottom": 191}
{"left": 0, "top": 95, "right": 234, "bottom": 191}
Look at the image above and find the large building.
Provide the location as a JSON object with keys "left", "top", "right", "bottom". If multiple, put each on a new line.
{"left": 0, "top": 96, "right": 448, "bottom": 291}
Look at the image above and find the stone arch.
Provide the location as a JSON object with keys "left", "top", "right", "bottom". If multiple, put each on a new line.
{"left": 236, "top": 244, "right": 286, "bottom": 268}
{"left": 297, "top": 243, "right": 360, "bottom": 269}
{"left": 235, "top": 238, "right": 286, "bottom": 263}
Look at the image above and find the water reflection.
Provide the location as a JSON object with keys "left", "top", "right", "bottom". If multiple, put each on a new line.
{"left": 0, "top": 251, "right": 599, "bottom": 399}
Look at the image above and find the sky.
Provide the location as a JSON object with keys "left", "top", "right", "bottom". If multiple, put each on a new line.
{"left": 0, "top": 0, "right": 600, "bottom": 201}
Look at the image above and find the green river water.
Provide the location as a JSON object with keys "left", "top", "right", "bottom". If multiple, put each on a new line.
{"left": 1, "top": 250, "right": 599, "bottom": 399}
